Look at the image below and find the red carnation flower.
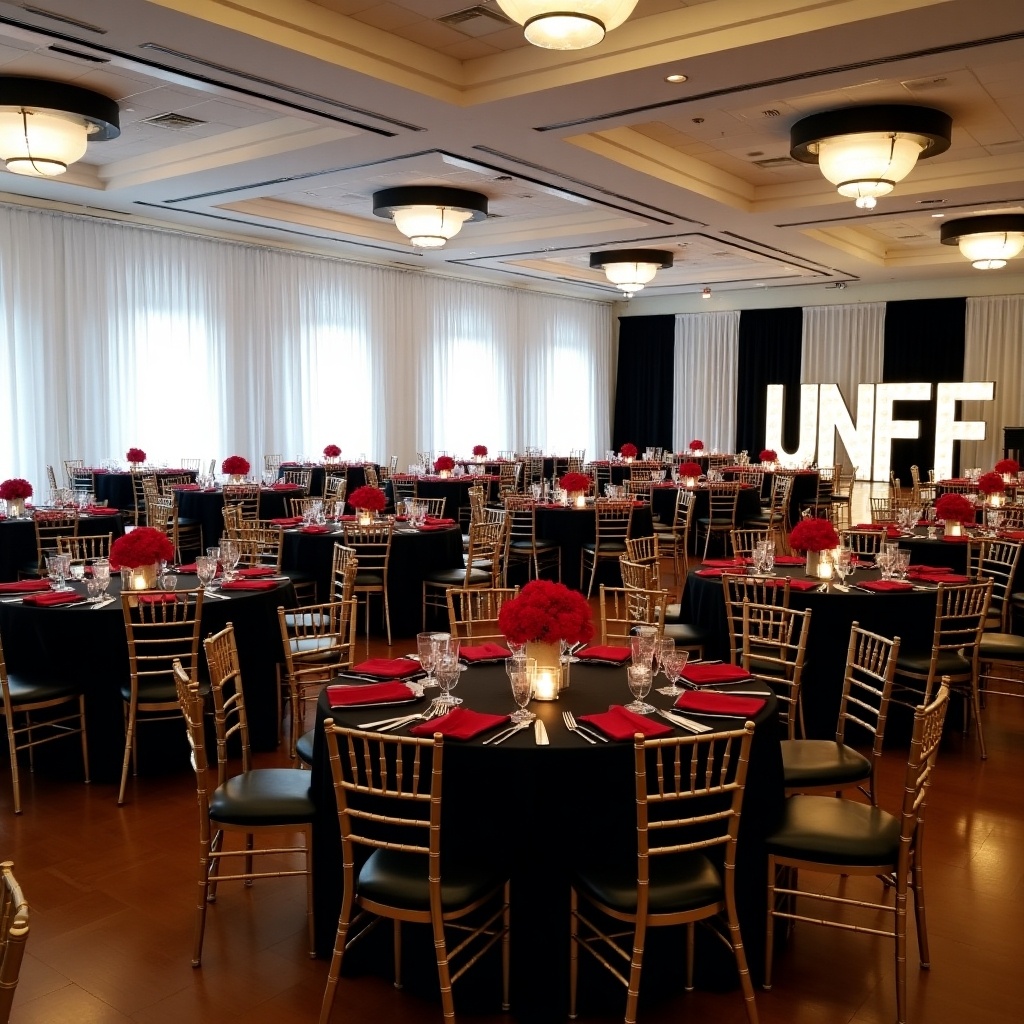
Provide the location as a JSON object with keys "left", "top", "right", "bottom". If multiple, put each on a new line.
{"left": 221, "top": 455, "right": 250, "bottom": 475}
{"left": 976, "top": 472, "right": 1004, "bottom": 496}
{"left": 498, "top": 580, "right": 594, "bottom": 646}
{"left": 433, "top": 456, "right": 455, "bottom": 473}
{"left": 349, "top": 485, "right": 386, "bottom": 512}
{"left": 472, "top": 444, "right": 488, "bottom": 457}
{"left": 126, "top": 447, "right": 147, "bottom": 463}
{"left": 689, "top": 439, "right": 705, "bottom": 451}
{"left": 789, "top": 518, "right": 840, "bottom": 553}
{"left": 934, "top": 493, "right": 976, "bottom": 524}
{"left": 619, "top": 443, "right": 637, "bottom": 459}
{"left": 760, "top": 449, "right": 777, "bottom": 462}
{"left": 109, "top": 526, "right": 174, "bottom": 569}
{"left": 994, "top": 458, "right": 1019, "bottom": 476}
{"left": 559, "top": 472, "right": 591, "bottom": 493}
{"left": 0, "top": 478, "right": 33, "bottom": 500}
{"left": 678, "top": 462, "right": 702, "bottom": 479}
{"left": 323, "top": 444, "right": 341, "bottom": 458}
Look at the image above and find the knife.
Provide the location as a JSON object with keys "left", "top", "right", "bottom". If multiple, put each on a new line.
{"left": 534, "top": 720, "right": 549, "bottom": 745}
{"left": 656, "top": 709, "right": 714, "bottom": 734}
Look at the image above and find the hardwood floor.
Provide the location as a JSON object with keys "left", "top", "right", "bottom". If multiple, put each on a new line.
{"left": 4, "top": 583, "right": 1023, "bottom": 1023}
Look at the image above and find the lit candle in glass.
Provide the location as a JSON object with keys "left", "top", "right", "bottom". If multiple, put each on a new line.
{"left": 532, "top": 668, "right": 559, "bottom": 701}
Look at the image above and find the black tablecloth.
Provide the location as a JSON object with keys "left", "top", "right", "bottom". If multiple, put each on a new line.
{"left": 280, "top": 522, "right": 464, "bottom": 634}
{"left": 898, "top": 530, "right": 970, "bottom": 572}
{"left": 680, "top": 567, "right": 938, "bottom": 737}
{"left": 720, "top": 468, "right": 818, "bottom": 525}
{"left": 0, "top": 511, "right": 126, "bottom": 582}
{"left": 91, "top": 469, "right": 198, "bottom": 511}
{"left": 176, "top": 488, "right": 298, "bottom": 549}
{"left": 309, "top": 663, "right": 783, "bottom": 1021}
{"left": 0, "top": 575, "right": 294, "bottom": 776}
{"left": 278, "top": 463, "right": 378, "bottom": 498}
{"left": 650, "top": 485, "right": 762, "bottom": 545}
{"left": 386, "top": 476, "right": 498, "bottom": 519}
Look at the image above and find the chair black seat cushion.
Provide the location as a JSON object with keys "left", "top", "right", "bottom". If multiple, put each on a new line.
{"left": 663, "top": 622, "right": 706, "bottom": 645}
{"left": 210, "top": 768, "right": 316, "bottom": 825}
{"left": 573, "top": 852, "right": 722, "bottom": 915}
{"left": 5, "top": 674, "right": 82, "bottom": 704}
{"left": 119, "top": 679, "right": 179, "bottom": 704}
{"left": 354, "top": 572, "right": 385, "bottom": 587}
{"left": 697, "top": 518, "right": 733, "bottom": 527}
{"left": 979, "top": 632, "right": 1024, "bottom": 661}
{"left": 424, "top": 567, "right": 491, "bottom": 587}
{"left": 780, "top": 740, "right": 871, "bottom": 789}
{"left": 582, "top": 541, "right": 628, "bottom": 554}
{"left": 295, "top": 729, "right": 315, "bottom": 766}
{"left": 896, "top": 649, "right": 972, "bottom": 678}
{"left": 766, "top": 794, "right": 899, "bottom": 866}
{"left": 281, "top": 568, "right": 317, "bottom": 585}
{"left": 358, "top": 848, "right": 507, "bottom": 912}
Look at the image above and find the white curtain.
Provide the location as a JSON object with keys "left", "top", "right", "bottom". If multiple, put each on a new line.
{"left": 961, "top": 294, "right": 1024, "bottom": 468}
{"left": 801, "top": 302, "right": 885, "bottom": 472}
{"left": 0, "top": 204, "right": 613, "bottom": 490}
{"left": 672, "top": 311, "right": 740, "bottom": 452}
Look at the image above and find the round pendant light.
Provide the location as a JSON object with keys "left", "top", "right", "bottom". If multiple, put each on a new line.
{"left": 940, "top": 214, "right": 1024, "bottom": 270}
{"left": 590, "top": 249, "right": 673, "bottom": 296}
{"left": 372, "top": 187, "right": 488, "bottom": 248}
{"left": 0, "top": 77, "right": 119, "bottom": 177}
{"left": 790, "top": 105, "right": 951, "bottom": 209}
{"left": 495, "top": 1, "right": 639, "bottom": 50}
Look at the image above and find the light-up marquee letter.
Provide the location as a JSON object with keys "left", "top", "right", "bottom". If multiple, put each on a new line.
{"left": 764, "top": 384, "right": 819, "bottom": 465}
{"left": 817, "top": 384, "right": 876, "bottom": 482}
{"left": 872, "top": 383, "right": 932, "bottom": 484}
{"left": 933, "top": 382, "right": 995, "bottom": 481}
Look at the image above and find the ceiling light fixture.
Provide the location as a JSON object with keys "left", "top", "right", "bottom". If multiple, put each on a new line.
{"left": 495, "top": 1, "right": 639, "bottom": 50}
{"left": 790, "top": 104, "right": 951, "bottom": 210}
{"left": 665, "top": 73, "right": 688, "bottom": 84}
{"left": 589, "top": 248, "right": 673, "bottom": 297}
{"left": 0, "top": 76, "right": 119, "bottom": 177}
{"left": 372, "top": 186, "right": 488, "bottom": 248}
{"left": 940, "top": 214, "right": 1024, "bottom": 270}
{"left": 701, "top": 286, "right": 711, "bottom": 299}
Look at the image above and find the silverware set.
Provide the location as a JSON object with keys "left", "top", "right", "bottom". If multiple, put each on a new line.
{"left": 482, "top": 720, "right": 532, "bottom": 745}
{"left": 562, "top": 710, "right": 606, "bottom": 744}
{"left": 356, "top": 699, "right": 445, "bottom": 731}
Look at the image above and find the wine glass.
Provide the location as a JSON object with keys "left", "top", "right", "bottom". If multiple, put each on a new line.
{"left": 220, "top": 540, "right": 241, "bottom": 581}
{"left": 652, "top": 637, "right": 675, "bottom": 680}
{"left": 195, "top": 555, "right": 217, "bottom": 591}
{"left": 417, "top": 631, "right": 440, "bottom": 689}
{"left": 45, "top": 554, "right": 65, "bottom": 592}
{"left": 835, "top": 548, "right": 854, "bottom": 587}
{"left": 506, "top": 657, "right": 535, "bottom": 723}
{"left": 436, "top": 649, "right": 462, "bottom": 708}
{"left": 625, "top": 664, "right": 655, "bottom": 714}
{"left": 658, "top": 649, "right": 689, "bottom": 696}
{"left": 92, "top": 559, "right": 110, "bottom": 598}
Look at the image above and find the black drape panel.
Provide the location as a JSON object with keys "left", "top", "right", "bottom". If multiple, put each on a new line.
{"left": 882, "top": 298, "right": 966, "bottom": 481}
{"left": 612, "top": 315, "right": 676, "bottom": 452}
{"left": 735, "top": 307, "right": 803, "bottom": 454}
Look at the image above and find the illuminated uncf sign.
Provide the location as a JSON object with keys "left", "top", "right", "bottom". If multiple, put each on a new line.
{"left": 764, "top": 382, "right": 995, "bottom": 481}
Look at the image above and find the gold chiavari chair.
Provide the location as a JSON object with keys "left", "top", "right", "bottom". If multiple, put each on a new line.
{"left": 342, "top": 519, "right": 394, "bottom": 647}
{"left": 62, "top": 459, "right": 84, "bottom": 488}
{"left": 623, "top": 534, "right": 663, "bottom": 587}
{"left": 909, "top": 464, "right": 935, "bottom": 505}
{"left": 618, "top": 557, "right": 657, "bottom": 592}
{"left": 130, "top": 469, "right": 152, "bottom": 527}
{"left": 570, "top": 726, "right": 759, "bottom": 1024}
{"left": 622, "top": 479, "right": 652, "bottom": 504}
{"left": 118, "top": 589, "right": 203, "bottom": 804}
{"left": 281, "top": 468, "right": 313, "bottom": 494}
{"left": 324, "top": 473, "right": 347, "bottom": 505}
{"left": 744, "top": 473, "right": 793, "bottom": 550}
{"left": 581, "top": 499, "right": 633, "bottom": 597}
{"left": 147, "top": 494, "right": 203, "bottom": 562}
{"left": 497, "top": 461, "right": 520, "bottom": 498}
{"left": 722, "top": 574, "right": 792, "bottom": 667}
{"left": 1, "top": 631, "right": 89, "bottom": 815}
{"left": 318, "top": 723, "right": 511, "bottom": 1024}
{"left": 799, "top": 467, "right": 835, "bottom": 519}
{"left": 781, "top": 624, "right": 901, "bottom": 805}
{"left": 504, "top": 497, "right": 560, "bottom": 585}
{"left": 467, "top": 484, "right": 487, "bottom": 526}
{"left": 221, "top": 503, "right": 245, "bottom": 541}
{"left": 735, "top": 465, "right": 766, "bottom": 497}
{"left": 741, "top": 599, "right": 811, "bottom": 740}
{"left": 599, "top": 585, "right": 667, "bottom": 645}
{"left": 179, "top": 458, "right": 201, "bottom": 472}
{"left": 363, "top": 465, "right": 380, "bottom": 488}
{"left": 591, "top": 461, "right": 612, "bottom": 496}
{"left": 264, "top": 453, "right": 283, "bottom": 476}
{"left": 566, "top": 456, "right": 584, "bottom": 475}
{"left": 447, "top": 586, "right": 520, "bottom": 643}
{"left": 764, "top": 684, "right": 950, "bottom": 1024}
{"left": 29, "top": 510, "right": 79, "bottom": 577}
{"left": 230, "top": 525, "right": 284, "bottom": 570}
{"left": 413, "top": 494, "right": 447, "bottom": 519}
{"left": 174, "top": 661, "right": 314, "bottom": 967}
{"left": 730, "top": 528, "right": 770, "bottom": 561}
{"left": 391, "top": 475, "right": 416, "bottom": 509}
{"left": 288, "top": 496, "right": 325, "bottom": 519}
{"left": 0, "top": 861, "right": 29, "bottom": 1020}
{"left": 422, "top": 519, "right": 502, "bottom": 629}
{"left": 840, "top": 527, "right": 886, "bottom": 559}
{"left": 157, "top": 474, "right": 193, "bottom": 494}
{"left": 57, "top": 532, "right": 113, "bottom": 565}
{"left": 653, "top": 487, "right": 696, "bottom": 584}
{"left": 222, "top": 484, "right": 260, "bottom": 522}
{"left": 697, "top": 482, "right": 741, "bottom": 559}
{"left": 830, "top": 463, "right": 854, "bottom": 527}
{"left": 142, "top": 476, "right": 163, "bottom": 526}
{"left": 45, "top": 464, "right": 58, "bottom": 495}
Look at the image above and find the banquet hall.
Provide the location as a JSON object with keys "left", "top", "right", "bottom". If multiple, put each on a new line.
{"left": 0, "top": 1, "right": 1023, "bottom": 1022}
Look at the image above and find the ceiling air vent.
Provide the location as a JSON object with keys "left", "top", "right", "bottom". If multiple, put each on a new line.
{"left": 22, "top": 5, "right": 106, "bottom": 33}
{"left": 751, "top": 156, "right": 798, "bottom": 169}
{"left": 439, "top": 5, "right": 512, "bottom": 37}
{"left": 141, "top": 113, "right": 208, "bottom": 131}
{"left": 48, "top": 46, "right": 110, "bottom": 63}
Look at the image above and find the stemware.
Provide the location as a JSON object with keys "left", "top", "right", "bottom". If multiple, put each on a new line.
{"left": 835, "top": 548, "right": 854, "bottom": 586}
{"left": 195, "top": 555, "right": 217, "bottom": 591}
{"left": 506, "top": 657, "right": 535, "bottom": 723}
{"left": 92, "top": 559, "right": 111, "bottom": 597}
{"left": 45, "top": 554, "right": 66, "bottom": 592}
{"left": 657, "top": 649, "right": 689, "bottom": 696}
{"left": 436, "top": 648, "right": 462, "bottom": 707}
{"left": 653, "top": 638, "right": 675, "bottom": 680}
{"left": 625, "top": 664, "right": 655, "bottom": 714}
{"left": 220, "top": 540, "right": 241, "bottom": 580}
{"left": 417, "top": 631, "right": 440, "bottom": 689}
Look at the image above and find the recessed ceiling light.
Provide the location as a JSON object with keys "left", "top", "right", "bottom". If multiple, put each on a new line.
{"left": 932, "top": 213, "right": 945, "bottom": 218}
{"left": 665, "top": 73, "right": 687, "bottom": 84}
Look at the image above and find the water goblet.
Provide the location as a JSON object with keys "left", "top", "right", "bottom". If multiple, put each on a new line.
{"left": 876, "top": 550, "right": 894, "bottom": 580}
{"left": 220, "top": 540, "right": 241, "bottom": 580}
{"left": 69, "top": 562, "right": 86, "bottom": 583}
{"left": 206, "top": 546, "right": 221, "bottom": 562}
{"left": 92, "top": 559, "right": 110, "bottom": 597}
{"left": 195, "top": 555, "right": 217, "bottom": 591}
{"left": 835, "top": 549, "right": 854, "bottom": 586}
{"left": 892, "top": 551, "right": 910, "bottom": 581}
{"left": 653, "top": 638, "right": 675, "bottom": 680}
{"left": 625, "top": 664, "right": 655, "bottom": 714}
{"left": 417, "top": 631, "right": 440, "bottom": 689}
{"left": 45, "top": 554, "right": 64, "bottom": 591}
{"left": 160, "top": 573, "right": 179, "bottom": 592}
{"left": 506, "top": 657, "right": 535, "bottom": 723}
{"left": 85, "top": 578, "right": 103, "bottom": 603}
{"left": 658, "top": 650, "right": 689, "bottom": 696}
{"left": 435, "top": 650, "right": 462, "bottom": 708}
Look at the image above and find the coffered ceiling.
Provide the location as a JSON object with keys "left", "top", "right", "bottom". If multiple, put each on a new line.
{"left": 1, "top": 0, "right": 1022, "bottom": 299}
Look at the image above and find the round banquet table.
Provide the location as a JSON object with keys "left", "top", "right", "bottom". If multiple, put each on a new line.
{"left": 897, "top": 528, "right": 971, "bottom": 573}
{"left": 532, "top": 502, "right": 654, "bottom": 592}
{"left": 650, "top": 484, "right": 763, "bottom": 542}
{"left": 90, "top": 468, "right": 197, "bottom": 511}
{"left": 278, "top": 462, "right": 378, "bottom": 497}
{"left": 309, "top": 662, "right": 783, "bottom": 1021}
{"left": 176, "top": 486, "right": 302, "bottom": 549}
{"left": 0, "top": 574, "right": 294, "bottom": 777}
{"left": 280, "top": 520, "right": 465, "bottom": 634}
{"left": 680, "top": 566, "right": 938, "bottom": 738}
{"left": 0, "top": 510, "right": 126, "bottom": 582}
{"left": 721, "top": 467, "right": 818, "bottom": 524}
{"left": 386, "top": 475, "right": 498, "bottom": 519}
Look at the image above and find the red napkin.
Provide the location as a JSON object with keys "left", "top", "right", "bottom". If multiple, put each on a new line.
{"left": 460, "top": 643, "right": 511, "bottom": 662}
{"left": 850, "top": 524, "right": 901, "bottom": 538}
{"left": 0, "top": 580, "right": 53, "bottom": 593}
{"left": 235, "top": 567, "right": 277, "bottom": 578}
{"left": 301, "top": 525, "right": 329, "bottom": 534}
{"left": 674, "top": 691, "right": 766, "bottom": 716}
{"left": 176, "top": 563, "right": 197, "bottom": 573}
{"left": 21, "top": 591, "right": 84, "bottom": 607}
{"left": 175, "top": 483, "right": 201, "bottom": 491}
{"left": 270, "top": 516, "right": 303, "bottom": 527}
{"left": 326, "top": 682, "right": 417, "bottom": 707}
{"left": 578, "top": 706, "right": 673, "bottom": 741}
{"left": 774, "top": 555, "right": 806, "bottom": 565}
{"left": 423, "top": 517, "right": 456, "bottom": 527}
{"left": 576, "top": 645, "right": 632, "bottom": 663}
{"left": 271, "top": 482, "right": 300, "bottom": 490}
{"left": 219, "top": 579, "right": 280, "bottom": 590}
{"left": 86, "top": 505, "right": 120, "bottom": 515}
{"left": 702, "top": 558, "right": 750, "bottom": 568}
{"left": 906, "top": 565, "right": 953, "bottom": 575}
{"left": 998, "top": 530, "right": 1024, "bottom": 540}
{"left": 909, "top": 572, "right": 969, "bottom": 583}
{"left": 336, "top": 515, "right": 357, "bottom": 522}
{"left": 410, "top": 707, "right": 509, "bottom": 740}
{"left": 681, "top": 664, "right": 753, "bottom": 685}
{"left": 696, "top": 568, "right": 724, "bottom": 578}
{"left": 350, "top": 658, "right": 423, "bottom": 679}
{"left": 941, "top": 535, "right": 971, "bottom": 543}
{"left": 785, "top": 578, "right": 820, "bottom": 591}
{"left": 858, "top": 580, "right": 913, "bottom": 592}
{"left": 138, "top": 593, "right": 178, "bottom": 604}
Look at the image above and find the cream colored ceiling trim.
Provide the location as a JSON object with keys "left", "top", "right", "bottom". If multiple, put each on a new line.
{"left": 146, "top": 0, "right": 955, "bottom": 106}
{"left": 219, "top": 197, "right": 399, "bottom": 241}
{"left": 804, "top": 226, "right": 971, "bottom": 267}
{"left": 99, "top": 120, "right": 356, "bottom": 191}
{"left": 508, "top": 258, "right": 611, "bottom": 287}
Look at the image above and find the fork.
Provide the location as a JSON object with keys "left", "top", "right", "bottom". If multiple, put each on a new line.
{"left": 358, "top": 699, "right": 442, "bottom": 731}
{"left": 562, "top": 710, "right": 605, "bottom": 743}
{"left": 375, "top": 703, "right": 446, "bottom": 732}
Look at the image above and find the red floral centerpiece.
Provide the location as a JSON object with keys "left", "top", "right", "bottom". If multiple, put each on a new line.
{"left": 559, "top": 472, "right": 591, "bottom": 505}
{"left": 760, "top": 448, "right": 777, "bottom": 463}
{"left": 433, "top": 455, "right": 455, "bottom": 476}
{"left": 619, "top": 442, "right": 637, "bottom": 460}
{"left": 0, "top": 477, "right": 32, "bottom": 517}
{"left": 472, "top": 444, "right": 488, "bottom": 458}
{"left": 126, "top": 447, "right": 146, "bottom": 464}
{"left": 221, "top": 455, "right": 250, "bottom": 481}
{"left": 323, "top": 444, "right": 341, "bottom": 460}
{"left": 689, "top": 439, "right": 705, "bottom": 451}
{"left": 110, "top": 526, "right": 174, "bottom": 589}
{"left": 678, "top": 461, "right": 702, "bottom": 483}
{"left": 934, "top": 492, "right": 976, "bottom": 536}
{"left": 994, "top": 458, "right": 1019, "bottom": 477}
{"left": 977, "top": 472, "right": 1005, "bottom": 496}
{"left": 349, "top": 485, "right": 386, "bottom": 518}
{"left": 789, "top": 517, "right": 840, "bottom": 575}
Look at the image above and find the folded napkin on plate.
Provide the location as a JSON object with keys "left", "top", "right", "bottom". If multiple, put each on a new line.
{"left": 85, "top": 505, "right": 120, "bottom": 515}
{"left": 916, "top": 572, "right": 969, "bottom": 583}
{"left": 941, "top": 535, "right": 971, "bottom": 543}
{"left": 350, "top": 658, "right": 423, "bottom": 679}
{"left": 906, "top": 564, "right": 953, "bottom": 575}
{"left": 674, "top": 691, "right": 766, "bottom": 716}
{"left": 423, "top": 517, "right": 456, "bottom": 527}
{"left": 576, "top": 645, "right": 631, "bottom": 663}
{"left": 138, "top": 593, "right": 178, "bottom": 604}
{"left": 858, "top": 579, "right": 914, "bottom": 592}
{"left": 681, "top": 663, "right": 753, "bottom": 685}
{"left": 998, "top": 529, "right": 1024, "bottom": 540}
{"left": 21, "top": 591, "right": 84, "bottom": 607}
{"left": 696, "top": 568, "right": 724, "bottom": 578}
{"left": 578, "top": 706, "right": 673, "bottom": 741}
{"left": 219, "top": 579, "right": 280, "bottom": 590}
{"left": 270, "top": 516, "right": 303, "bottom": 527}
{"left": 301, "top": 524, "right": 329, "bottom": 534}
{"left": 175, "top": 483, "right": 200, "bottom": 491}
{"left": 270, "top": 482, "right": 300, "bottom": 490}
{"left": 410, "top": 706, "right": 509, "bottom": 740}
{"left": 326, "top": 681, "right": 417, "bottom": 707}
{"left": 702, "top": 557, "right": 750, "bottom": 568}
{"left": 460, "top": 642, "right": 511, "bottom": 662}
{"left": 784, "top": 577, "right": 820, "bottom": 592}
{"left": 773, "top": 555, "right": 806, "bottom": 565}
{"left": 0, "top": 579, "right": 53, "bottom": 593}
{"left": 235, "top": 567, "right": 277, "bottom": 578}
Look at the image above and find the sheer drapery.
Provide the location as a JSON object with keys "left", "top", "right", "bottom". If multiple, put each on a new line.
{"left": 801, "top": 302, "right": 885, "bottom": 473}
{"left": 961, "top": 294, "right": 1024, "bottom": 468}
{"left": 0, "top": 204, "right": 613, "bottom": 489}
{"left": 672, "top": 311, "right": 740, "bottom": 453}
